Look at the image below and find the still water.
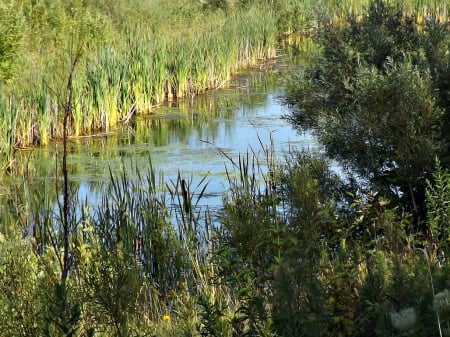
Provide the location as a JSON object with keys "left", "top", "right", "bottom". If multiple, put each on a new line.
{"left": 24, "top": 56, "right": 316, "bottom": 210}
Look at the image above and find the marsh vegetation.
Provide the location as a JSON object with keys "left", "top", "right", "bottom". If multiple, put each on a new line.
{"left": 2, "top": 0, "right": 450, "bottom": 336}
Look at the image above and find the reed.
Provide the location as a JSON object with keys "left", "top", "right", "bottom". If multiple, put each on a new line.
{"left": 0, "top": 0, "right": 293, "bottom": 160}
{"left": 0, "top": 95, "right": 17, "bottom": 172}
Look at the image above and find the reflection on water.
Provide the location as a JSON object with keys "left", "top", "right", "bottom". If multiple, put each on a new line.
{"left": 16, "top": 55, "right": 316, "bottom": 209}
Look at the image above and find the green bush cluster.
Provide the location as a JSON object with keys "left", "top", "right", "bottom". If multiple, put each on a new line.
{"left": 276, "top": 1, "right": 450, "bottom": 334}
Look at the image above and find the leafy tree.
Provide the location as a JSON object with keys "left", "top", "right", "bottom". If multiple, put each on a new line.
{"left": 421, "top": 18, "right": 450, "bottom": 165}
{"left": 283, "top": 0, "right": 448, "bottom": 223}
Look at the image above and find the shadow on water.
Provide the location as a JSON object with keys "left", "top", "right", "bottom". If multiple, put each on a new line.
{"left": 10, "top": 52, "right": 317, "bottom": 215}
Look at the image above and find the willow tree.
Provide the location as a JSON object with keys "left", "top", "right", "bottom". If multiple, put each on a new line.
{"left": 283, "top": 0, "right": 449, "bottom": 223}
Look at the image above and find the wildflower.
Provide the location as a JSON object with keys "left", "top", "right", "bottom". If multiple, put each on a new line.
{"left": 390, "top": 307, "right": 417, "bottom": 331}
{"left": 162, "top": 314, "right": 170, "bottom": 322}
{"left": 434, "top": 289, "right": 450, "bottom": 312}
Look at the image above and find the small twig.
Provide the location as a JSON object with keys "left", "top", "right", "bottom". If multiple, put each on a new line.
{"left": 122, "top": 101, "right": 137, "bottom": 125}
{"left": 214, "top": 79, "right": 228, "bottom": 91}
{"left": 60, "top": 44, "right": 83, "bottom": 284}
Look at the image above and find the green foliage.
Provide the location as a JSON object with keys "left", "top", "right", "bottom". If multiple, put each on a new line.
{"left": 198, "top": 293, "right": 232, "bottom": 337}
{"left": 0, "top": 0, "right": 294, "bottom": 163}
{"left": 323, "top": 59, "right": 442, "bottom": 214}
{"left": 73, "top": 164, "right": 195, "bottom": 335}
{"left": 421, "top": 18, "right": 450, "bottom": 149}
{"left": 42, "top": 283, "right": 81, "bottom": 337}
{"left": 426, "top": 159, "right": 450, "bottom": 259}
{"left": 283, "top": 0, "right": 449, "bottom": 223}
{"left": 3, "top": 2, "right": 450, "bottom": 336}
{"left": 80, "top": 240, "right": 141, "bottom": 336}
{"left": 355, "top": 251, "right": 391, "bottom": 336}
{"left": 2, "top": 136, "right": 450, "bottom": 336}
{"left": 0, "top": 232, "right": 40, "bottom": 337}
{"left": 212, "top": 247, "right": 274, "bottom": 337}
{"left": 0, "top": 0, "right": 24, "bottom": 82}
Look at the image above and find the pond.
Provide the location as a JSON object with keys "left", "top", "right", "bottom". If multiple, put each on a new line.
{"left": 14, "top": 53, "right": 316, "bottom": 214}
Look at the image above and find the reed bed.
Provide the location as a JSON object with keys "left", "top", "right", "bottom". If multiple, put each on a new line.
{"left": 1, "top": 1, "right": 450, "bottom": 335}
{"left": 0, "top": 0, "right": 281, "bottom": 155}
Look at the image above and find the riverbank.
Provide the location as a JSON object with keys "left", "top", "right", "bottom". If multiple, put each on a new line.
{"left": 0, "top": 1, "right": 288, "bottom": 155}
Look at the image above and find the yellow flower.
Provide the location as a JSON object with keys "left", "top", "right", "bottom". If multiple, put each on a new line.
{"left": 162, "top": 314, "right": 170, "bottom": 321}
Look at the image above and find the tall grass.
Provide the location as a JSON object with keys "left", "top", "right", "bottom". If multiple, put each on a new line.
{"left": 0, "top": 0, "right": 284, "bottom": 158}
{"left": 0, "top": 129, "right": 282, "bottom": 335}
{"left": 2, "top": 1, "right": 450, "bottom": 335}
{"left": 2, "top": 133, "right": 450, "bottom": 335}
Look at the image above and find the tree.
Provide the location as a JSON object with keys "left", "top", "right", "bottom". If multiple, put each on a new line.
{"left": 283, "top": 0, "right": 448, "bottom": 222}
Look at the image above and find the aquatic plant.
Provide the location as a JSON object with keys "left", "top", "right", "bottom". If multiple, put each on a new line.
{"left": 0, "top": 0, "right": 286, "bottom": 163}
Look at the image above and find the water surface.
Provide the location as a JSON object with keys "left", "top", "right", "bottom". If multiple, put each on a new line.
{"left": 22, "top": 56, "right": 316, "bottom": 209}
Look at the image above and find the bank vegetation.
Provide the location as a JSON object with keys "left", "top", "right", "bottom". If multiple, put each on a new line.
{"left": 1, "top": 0, "right": 450, "bottom": 336}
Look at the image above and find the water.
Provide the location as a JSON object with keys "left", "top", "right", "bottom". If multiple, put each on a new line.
{"left": 18, "top": 55, "right": 316, "bottom": 210}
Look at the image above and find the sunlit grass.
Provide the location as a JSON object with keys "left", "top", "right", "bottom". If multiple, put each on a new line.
{"left": 0, "top": 0, "right": 293, "bottom": 159}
